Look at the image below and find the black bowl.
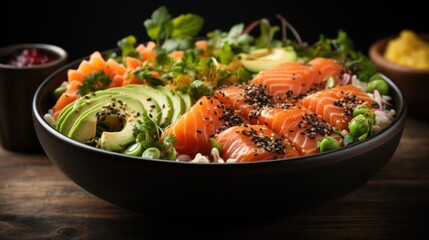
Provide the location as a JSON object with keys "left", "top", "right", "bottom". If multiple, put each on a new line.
{"left": 32, "top": 53, "right": 407, "bottom": 226}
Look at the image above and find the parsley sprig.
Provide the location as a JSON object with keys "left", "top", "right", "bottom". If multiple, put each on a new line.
{"left": 78, "top": 70, "right": 111, "bottom": 96}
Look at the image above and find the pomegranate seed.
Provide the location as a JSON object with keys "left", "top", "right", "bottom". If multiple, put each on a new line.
{"left": 8, "top": 48, "right": 53, "bottom": 67}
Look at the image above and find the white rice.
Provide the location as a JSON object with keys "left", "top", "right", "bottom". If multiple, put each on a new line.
{"left": 372, "top": 109, "right": 396, "bottom": 135}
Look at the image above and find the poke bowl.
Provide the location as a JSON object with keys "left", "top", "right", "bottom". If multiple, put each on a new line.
{"left": 32, "top": 7, "right": 406, "bottom": 225}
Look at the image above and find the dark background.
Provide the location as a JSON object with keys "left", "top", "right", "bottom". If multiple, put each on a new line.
{"left": 1, "top": 1, "right": 426, "bottom": 61}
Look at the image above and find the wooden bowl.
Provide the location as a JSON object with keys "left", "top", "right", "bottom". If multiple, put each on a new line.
{"left": 369, "top": 34, "right": 429, "bottom": 119}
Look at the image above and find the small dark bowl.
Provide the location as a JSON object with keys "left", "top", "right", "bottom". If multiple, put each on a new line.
{"left": 0, "top": 43, "right": 67, "bottom": 152}
{"left": 369, "top": 34, "right": 429, "bottom": 119}
{"left": 32, "top": 52, "right": 407, "bottom": 226}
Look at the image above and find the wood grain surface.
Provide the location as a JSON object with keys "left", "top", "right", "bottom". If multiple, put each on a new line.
{"left": 1, "top": 117, "right": 429, "bottom": 239}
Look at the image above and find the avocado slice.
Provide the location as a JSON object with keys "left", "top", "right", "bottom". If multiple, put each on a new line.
{"left": 156, "top": 86, "right": 185, "bottom": 124}
{"left": 57, "top": 93, "right": 115, "bottom": 135}
{"left": 175, "top": 89, "right": 193, "bottom": 112}
{"left": 240, "top": 47, "right": 297, "bottom": 72}
{"left": 66, "top": 102, "right": 108, "bottom": 141}
{"left": 57, "top": 85, "right": 162, "bottom": 133}
{"left": 104, "top": 85, "right": 161, "bottom": 125}
{"left": 123, "top": 85, "right": 174, "bottom": 128}
{"left": 67, "top": 93, "right": 145, "bottom": 151}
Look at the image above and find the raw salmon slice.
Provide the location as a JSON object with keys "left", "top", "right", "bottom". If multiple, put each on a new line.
{"left": 256, "top": 105, "right": 342, "bottom": 156}
{"left": 215, "top": 125, "right": 299, "bottom": 162}
{"left": 162, "top": 96, "right": 245, "bottom": 158}
{"left": 298, "top": 85, "right": 375, "bottom": 131}
{"left": 249, "top": 57, "right": 343, "bottom": 101}
{"left": 308, "top": 57, "right": 343, "bottom": 86}
{"left": 215, "top": 84, "right": 274, "bottom": 123}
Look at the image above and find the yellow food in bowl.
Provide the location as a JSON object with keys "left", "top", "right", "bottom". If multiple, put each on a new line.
{"left": 384, "top": 30, "right": 429, "bottom": 70}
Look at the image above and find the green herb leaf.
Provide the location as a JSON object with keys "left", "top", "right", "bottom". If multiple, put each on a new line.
{"left": 227, "top": 24, "right": 244, "bottom": 39}
{"left": 117, "top": 35, "right": 139, "bottom": 58}
{"left": 143, "top": 6, "right": 173, "bottom": 43}
{"left": 343, "top": 134, "right": 356, "bottom": 146}
{"left": 162, "top": 39, "right": 193, "bottom": 52}
{"left": 210, "top": 137, "right": 223, "bottom": 155}
{"left": 78, "top": 70, "right": 111, "bottom": 96}
{"left": 216, "top": 43, "right": 234, "bottom": 64}
{"left": 171, "top": 13, "right": 204, "bottom": 39}
{"left": 134, "top": 67, "right": 164, "bottom": 86}
{"left": 255, "top": 19, "right": 279, "bottom": 49}
{"left": 188, "top": 80, "right": 213, "bottom": 99}
{"left": 154, "top": 52, "right": 172, "bottom": 66}
{"left": 163, "top": 134, "right": 177, "bottom": 148}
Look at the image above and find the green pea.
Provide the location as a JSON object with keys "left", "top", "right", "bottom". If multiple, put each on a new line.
{"left": 124, "top": 142, "right": 143, "bottom": 156}
{"left": 349, "top": 115, "right": 370, "bottom": 139}
{"left": 319, "top": 137, "right": 340, "bottom": 152}
{"left": 237, "top": 67, "right": 252, "bottom": 83}
{"left": 369, "top": 73, "right": 384, "bottom": 82}
{"left": 142, "top": 147, "right": 161, "bottom": 159}
{"left": 353, "top": 105, "right": 375, "bottom": 123}
{"left": 366, "top": 79, "right": 389, "bottom": 95}
{"left": 210, "top": 137, "right": 223, "bottom": 156}
{"left": 164, "top": 148, "right": 177, "bottom": 160}
{"left": 51, "top": 86, "right": 67, "bottom": 100}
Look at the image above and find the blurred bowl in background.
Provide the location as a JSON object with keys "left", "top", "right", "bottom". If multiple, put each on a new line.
{"left": 0, "top": 44, "right": 67, "bottom": 152}
{"left": 369, "top": 33, "right": 429, "bottom": 119}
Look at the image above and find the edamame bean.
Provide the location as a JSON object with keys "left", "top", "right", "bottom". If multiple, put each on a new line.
{"left": 319, "top": 137, "right": 340, "bottom": 152}
{"left": 353, "top": 105, "right": 375, "bottom": 123}
{"left": 142, "top": 147, "right": 161, "bottom": 159}
{"left": 366, "top": 79, "right": 389, "bottom": 95}
{"left": 369, "top": 73, "right": 384, "bottom": 82}
{"left": 349, "top": 115, "right": 370, "bottom": 139}
{"left": 52, "top": 86, "right": 67, "bottom": 100}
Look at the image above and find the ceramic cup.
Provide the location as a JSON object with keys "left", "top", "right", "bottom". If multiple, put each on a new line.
{"left": 0, "top": 44, "right": 67, "bottom": 153}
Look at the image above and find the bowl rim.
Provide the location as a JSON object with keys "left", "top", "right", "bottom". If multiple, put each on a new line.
{"left": 369, "top": 33, "right": 429, "bottom": 74}
{"left": 32, "top": 50, "right": 407, "bottom": 168}
{"left": 0, "top": 43, "right": 68, "bottom": 70}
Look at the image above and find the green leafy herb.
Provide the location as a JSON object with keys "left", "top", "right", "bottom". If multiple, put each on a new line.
{"left": 117, "top": 35, "right": 139, "bottom": 58}
{"left": 179, "top": 80, "right": 214, "bottom": 100}
{"left": 216, "top": 43, "right": 234, "bottom": 64}
{"left": 162, "top": 39, "right": 193, "bottom": 52}
{"left": 143, "top": 6, "right": 173, "bottom": 44}
{"left": 132, "top": 110, "right": 177, "bottom": 160}
{"left": 207, "top": 23, "right": 253, "bottom": 54}
{"left": 163, "top": 134, "right": 177, "bottom": 148}
{"left": 255, "top": 18, "right": 280, "bottom": 49}
{"left": 134, "top": 67, "right": 164, "bottom": 86}
{"left": 210, "top": 137, "right": 223, "bottom": 155}
{"left": 144, "top": 6, "right": 203, "bottom": 52}
{"left": 171, "top": 13, "right": 204, "bottom": 39}
{"left": 343, "top": 134, "right": 356, "bottom": 146}
{"left": 133, "top": 111, "right": 161, "bottom": 147}
{"left": 78, "top": 70, "right": 111, "bottom": 96}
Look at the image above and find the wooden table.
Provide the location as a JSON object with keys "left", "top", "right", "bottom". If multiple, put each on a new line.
{"left": 1, "top": 117, "right": 429, "bottom": 239}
